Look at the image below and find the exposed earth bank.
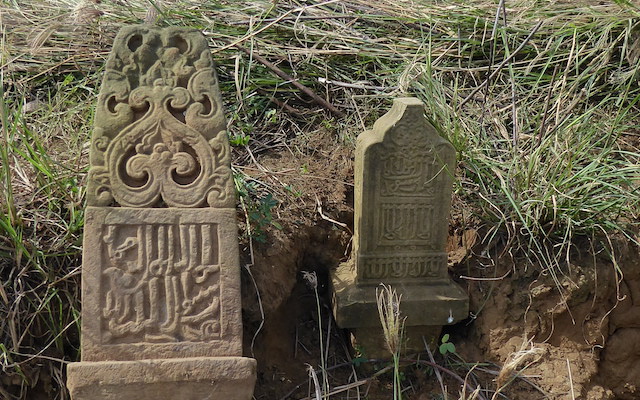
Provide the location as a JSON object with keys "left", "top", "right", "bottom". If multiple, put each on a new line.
{"left": 239, "top": 133, "right": 640, "bottom": 399}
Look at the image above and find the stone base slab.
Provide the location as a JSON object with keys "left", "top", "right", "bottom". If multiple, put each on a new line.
{"left": 67, "top": 357, "right": 256, "bottom": 400}
{"left": 332, "top": 260, "right": 468, "bottom": 358}
{"left": 331, "top": 259, "right": 468, "bottom": 330}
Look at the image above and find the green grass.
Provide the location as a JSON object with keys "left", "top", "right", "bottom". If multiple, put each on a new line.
{"left": 0, "top": 85, "right": 84, "bottom": 398}
{"left": 1, "top": 0, "right": 640, "bottom": 398}
{"left": 412, "top": 10, "right": 640, "bottom": 289}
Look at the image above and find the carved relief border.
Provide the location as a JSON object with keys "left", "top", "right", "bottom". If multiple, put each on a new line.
{"left": 358, "top": 252, "right": 448, "bottom": 284}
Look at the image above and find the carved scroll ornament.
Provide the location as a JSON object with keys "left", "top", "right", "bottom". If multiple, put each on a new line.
{"left": 87, "top": 26, "right": 233, "bottom": 208}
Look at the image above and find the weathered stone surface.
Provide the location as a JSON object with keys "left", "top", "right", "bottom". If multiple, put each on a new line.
{"left": 67, "top": 357, "right": 257, "bottom": 400}
{"left": 67, "top": 25, "right": 255, "bottom": 399}
{"left": 354, "top": 97, "right": 455, "bottom": 285}
{"left": 87, "top": 25, "right": 233, "bottom": 208}
{"left": 81, "top": 207, "right": 242, "bottom": 361}
{"left": 332, "top": 258, "right": 468, "bottom": 328}
{"left": 331, "top": 97, "right": 469, "bottom": 357}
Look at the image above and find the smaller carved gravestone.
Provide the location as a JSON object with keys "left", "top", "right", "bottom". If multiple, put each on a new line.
{"left": 66, "top": 26, "right": 256, "bottom": 399}
{"left": 331, "top": 98, "right": 468, "bottom": 357}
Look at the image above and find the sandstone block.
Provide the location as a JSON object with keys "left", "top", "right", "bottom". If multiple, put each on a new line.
{"left": 67, "top": 357, "right": 257, "bottom": 400}
{"left": 81, "top": 207, "right": 243, "bottom": 361}
{"left": 67, "top": 24, "right": 256, "bottom": 399}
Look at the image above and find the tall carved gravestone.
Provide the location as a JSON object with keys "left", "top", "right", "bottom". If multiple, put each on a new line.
{"left": 66, "top": 26, "right": 256, "bottom": 399}
{"left": 332, "top": 97, "right": 469, "bottom": 356}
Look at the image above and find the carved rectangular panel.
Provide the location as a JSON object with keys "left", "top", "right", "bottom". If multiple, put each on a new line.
{"left": 378, "top": 150, "right": 444, "bottom": 198}
{"left": 376, "top": 201, "right": 435, "bottom": 246}
{"left": 81, "top": 207, "right": 242, "bottom": 361}
{"left": 100, "top": 222, "right": 221, "bottom": 344}
{"left": 360, "top": 252, "right": 447, "bottom": 281}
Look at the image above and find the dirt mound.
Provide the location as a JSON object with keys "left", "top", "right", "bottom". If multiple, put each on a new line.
{"left": 460, "top": 248, "right": 618, "bottom": 399}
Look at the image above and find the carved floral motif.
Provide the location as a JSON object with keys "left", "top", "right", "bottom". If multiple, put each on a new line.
{"left": 88, "top": 26, "right": 233, "bottom": 208}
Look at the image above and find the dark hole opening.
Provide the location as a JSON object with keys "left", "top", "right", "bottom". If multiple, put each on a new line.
{"left": 128, "top": 34, "right": 143, "bottom": 52}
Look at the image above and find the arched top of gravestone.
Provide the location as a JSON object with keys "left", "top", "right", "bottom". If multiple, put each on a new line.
{"left": 87, "top": 26, "right": 233, "bottom": 208}
{"left": 358, "top": 97, "right": 453, "bottom": 153}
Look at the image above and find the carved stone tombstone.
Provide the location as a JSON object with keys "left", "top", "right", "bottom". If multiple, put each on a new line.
{"left": 331, "top": 97, "right": 468, "bottom": 356}
{"left": 66, "top": 26, "right": 256, "bottom": 399}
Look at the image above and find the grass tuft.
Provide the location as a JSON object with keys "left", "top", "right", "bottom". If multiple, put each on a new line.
{"left": 376, "top": 283, "right": 406, "bottom": 400}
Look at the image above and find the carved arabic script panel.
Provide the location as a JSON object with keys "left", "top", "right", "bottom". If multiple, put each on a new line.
{"left": 360, "top": 253, "right": 447, "bottom": 281}
{"left": 81, "top": 207, "right": 243, "bottom": 361}
{"left": 377, "top": 201, "right": 435, "bottom": 245}
{"left": 100, "top": 222, "right": 221, "bottom": 344}
{"left": 379, "top": 150, "right": 446, "bottom": 197}
{"left": 371, "top": 118, "right": 452, "bottom": 251}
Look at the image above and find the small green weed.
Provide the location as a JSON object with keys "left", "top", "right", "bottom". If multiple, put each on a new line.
{"left": 352, "top": 345, "right": 367, "bottom": 367}
{"left": 229, "top": 133, "right": 251, "bottom": 147}
{"left": 234, "top": 172, "right": 282, "bottom": 243}
{"left": 284, "top": 185, "right": 303, "bottom": 198}
{"left": 439, "top": 333, "right": 456, "bottom": 356}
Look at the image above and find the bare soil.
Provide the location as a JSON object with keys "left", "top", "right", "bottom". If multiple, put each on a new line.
{"left": 238, "top": 131, "right": 640, "bottom": 399}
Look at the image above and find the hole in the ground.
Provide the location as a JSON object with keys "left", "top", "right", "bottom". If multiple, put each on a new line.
{"left": 242, "top": 224, "right": 350, "bottom": 399}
